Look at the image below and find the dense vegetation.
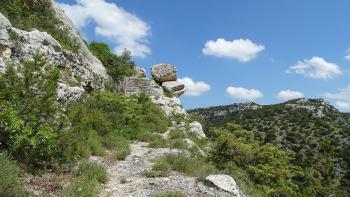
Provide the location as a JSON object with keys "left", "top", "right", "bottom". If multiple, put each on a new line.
{"left": 89, "top": 42, "right": 135, "bottom": 81}
{"left": 190, "top": 100, "right": 350, "bottom": 196}
{"left": 0, "top": 0, "right": 80, "bottom": 52}
{"left": 0, "top": 54, "right": 169, "bottom": 195}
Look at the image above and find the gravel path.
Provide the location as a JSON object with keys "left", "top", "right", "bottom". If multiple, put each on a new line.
{"left": 91, "top": 142, "right": 232, "bottom": 197}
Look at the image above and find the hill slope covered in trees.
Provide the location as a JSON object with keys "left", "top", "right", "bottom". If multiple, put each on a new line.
{"left": 189, "top": 98, "right": 350, "bottom": 196}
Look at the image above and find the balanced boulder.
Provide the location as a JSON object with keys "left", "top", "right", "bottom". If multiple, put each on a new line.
{"left": 151, "top": 64, "right": 177, "bottom": 83}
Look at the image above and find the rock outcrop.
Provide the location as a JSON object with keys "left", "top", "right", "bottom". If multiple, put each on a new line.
{"left": 151, "top": 64, "right": 177, "bottom": 83}
{"left": 188, "top": 121, "right": 206, "bottom": 139}
{"left": 150, "top": 64, "right": 185, "bottom": 98}
{"left": 206, "top": 174, "right": 243, "bottom": 196}
{"left": 0, "top": 7, "right": 107, "bottom": 103}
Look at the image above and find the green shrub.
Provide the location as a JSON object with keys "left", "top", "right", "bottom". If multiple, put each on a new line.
{"left": 89, "top": 42, "right": 135, "bottom": 81}
{"left": 151, "top": 190, "right": 186, "bottom": 197}
{"left": 0, "top": 0, "right": 80, "bottom": 52}
{"left": 148, "top": 138, "right": 168, "bottom": 148}
{"left": 0, "top": 153, "right": 25, "bottom": 197}
{"left": 210, "top": 125, "right": 300, "bottom": 196}
{"left": 78, "top": 162, "right": 108, "bottom": 184}
{"left": 63, "top": 162, "right": 108, "bottom": 197}
{"left": 0, "top": 55, "right": 68, "bottom": 170}
{"left": 154, "top": 154, "right": 216, "bottom": 180}
{"left": 169, "top": 129, "right": 186, "bottom": 139}
{"left": 145, "top": 159, "right": 172, "bottom": 178}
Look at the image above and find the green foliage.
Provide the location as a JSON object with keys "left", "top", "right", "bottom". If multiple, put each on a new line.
{"left": 0, "top": 54, "right": 67, "bottom": 170}
{"left": 0, "top": 0, "right": 80, "bottom": 52}
{"left": 151, "top": 190, "right": 186, "bottom": 197}
{"left": 153, "top": 154, "right": 216, "bottom": 181}
{"left": 89, "top": 41, "right": 135, "bottom": 81}
{"left": 63, "top": 162, "right": 107, "bottom": 197}
{"left": 210, "top": 124, "right": 348, "bottom": 196}
{"left": 191, "top": 100, "right": 350, "bottom": 196}
{"left": 144, "top": 159, "right": 172, "bottom": 178}
{"left": 66, "top": 91, "right": 168, "bottom": 159}
{"left": 0, "top": 153, "right": 25, "bottom": 197}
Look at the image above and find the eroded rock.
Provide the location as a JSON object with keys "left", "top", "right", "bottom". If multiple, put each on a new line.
{"left": 189, "top": 121, "right": 206, "bottom": 139}
{"left": 206, "top": 174, "right": 242, "bottom": 196}
{"left": 162, "top": 81, "right": 184, "bottom": 92}
{"left": 151, "top": 64, "right": 177, "bottom": 83}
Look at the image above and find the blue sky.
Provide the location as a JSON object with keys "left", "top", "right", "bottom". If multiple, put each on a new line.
{"left": 57, "top": 0, "right": 350, "bottom": 111}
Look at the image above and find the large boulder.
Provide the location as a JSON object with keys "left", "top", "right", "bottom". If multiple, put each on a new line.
{"left": 189, "top": 121, "right": 206, "bottom": 139}
{"left": 206, "top": 174, "right": 242, "bottom": 196}
{"left": 151, "top": 64, "right": 177, "bottom": 83}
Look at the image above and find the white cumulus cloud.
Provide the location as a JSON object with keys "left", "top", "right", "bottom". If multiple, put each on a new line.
{"left": 57, "top": 0, "right": 151, "bottom": 57}
{"left": 277, "top": 90, "right": 304, "bottom": 101}
{"left": 226, "top": 86, "right": 263, "bottom": 101}
{"left": 202, "top": 38, "right": 265, "bottom": 62}
{"left": 287, "top": 56, "right": 342, "bottom": 80}
{"left": 178, "top": 77, "right": 211, "bottom": 96}
{"left": 336, "top": 101, "right": 350, "bottom": 111}
{"left": 323, "top": 84, "right": 350, "bottom": 102}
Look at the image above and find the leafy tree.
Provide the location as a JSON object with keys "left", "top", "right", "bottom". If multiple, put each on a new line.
{"left": 89, "top": 42, "right": 135, "bottom": 81}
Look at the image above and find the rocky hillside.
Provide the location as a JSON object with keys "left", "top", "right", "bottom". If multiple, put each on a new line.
{"left": 189, "top": 98, "right": 350, "bottom": 195}
{"left": 0, "top": 1, "right": 245, "bottom": 197}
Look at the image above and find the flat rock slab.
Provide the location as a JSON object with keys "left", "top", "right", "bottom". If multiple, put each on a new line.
{"left": 162, "top": 81, "right": 185, "bottom": 93}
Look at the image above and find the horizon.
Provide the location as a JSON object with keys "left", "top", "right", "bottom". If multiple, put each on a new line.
{"left": 57, "top": 0, "right": 350, "bottom": 112}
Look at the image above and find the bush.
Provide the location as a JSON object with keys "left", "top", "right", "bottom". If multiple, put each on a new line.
{"left": 0, "top": 54, "right": 66, "bottom": 170}
{"left": 154, "top": 154, "right": 216, "bottom": 181}
{"left": 63, "top": 162, "right": 108, "bottom": 197}
{"left": 145, "top": 159, "right": 172, "bottom": 178}
{"left": 151, "top": 190, "right": 186, "bottom": 197}
{"left": 0, "top": 153, "right": 25, "bottom": 197}
{"left": 89, "top": 42, "right": 135, "bottom": 81}
{"left": 0, "top": 0, "right": 79, "bottom": 52}
{"left": 210, "top": 125, "right": 300, "bottom": 196}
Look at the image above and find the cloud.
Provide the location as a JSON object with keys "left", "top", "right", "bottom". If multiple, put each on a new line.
{"left": 178, "top": 77, "right": 211, "bottom": 96}
{"left": 345, "top": 48, "right": 350, "bottom": 60}
{"left": 335, "top": 101, "right": 350, "bottom": 111}
{"left": 202, "top": 38, "right": 265, "bottom": 62}
{"left": 323, "top": 84, "right": 350, "bottom": 102}
{"left": 277, "top": 90, "right": 304, "bottom": 101}
{"left": 57, "top": 0, "right": 151, "bottom": 57}
{"left": 226, "top": 86, "right": 263, "bottom": 101}
{"left": 286, "top": 56, "right": 342, "bottom": 80}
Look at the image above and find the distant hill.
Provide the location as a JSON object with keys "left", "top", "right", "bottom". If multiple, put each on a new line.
{"left": 189, "top": 98, "right": 350, "bottom": 194}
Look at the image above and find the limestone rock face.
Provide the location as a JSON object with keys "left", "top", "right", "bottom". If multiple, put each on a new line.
{"left": 134, "top": 66, "right": 147, "bottom": 78}
{"left": 57, "top": 83, "right": 84, "bottom": 103}
{"left": 51, "top": 1, "right": 107, "bottom": 78}
{"left": 151, "top": 64, "right": 177, "bottom": 83}
{"left": 206, "top": 174, "right": 242, "bottom": 196}
{"left": 121, "top": 78, "right": 164, "bottom": 97}
{"left": 0, "top": 10, "right": 108, "bottom": 102}
{"left": 162, "top": 81, "right": 185, "bottom": 93}
{"left": 189, "top": 121, "right": 206, "bottom": 139}
{"left": 151, "top": 96, "right": 186, "bottom": 117}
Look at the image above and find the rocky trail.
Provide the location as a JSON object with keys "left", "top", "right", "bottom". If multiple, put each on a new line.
{"left": 90, "top": 142, "right": 234, "bottom": 197}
